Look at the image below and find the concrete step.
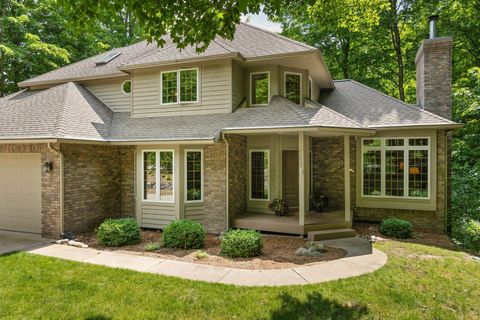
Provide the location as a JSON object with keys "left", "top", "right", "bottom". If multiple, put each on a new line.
{"left": 307, "top": 228, "right": 357, "bottom": 241}
{"left": 304, "top": 221, "right": 352, "bottom": 233}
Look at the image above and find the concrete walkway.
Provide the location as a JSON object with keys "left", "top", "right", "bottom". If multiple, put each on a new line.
{"left": 27, "top": 237, "right": 387, "bottom": 286}
{"left": 0, "top": 230, "right": 51, "bottom": 255}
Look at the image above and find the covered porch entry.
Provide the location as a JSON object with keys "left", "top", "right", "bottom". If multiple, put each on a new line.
{"left": 227, "top": 129, "right": 362, "bottom": 239}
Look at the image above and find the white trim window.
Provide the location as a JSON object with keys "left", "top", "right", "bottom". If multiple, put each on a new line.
{"left": 122, "top": 80, "right": 132, "bottom": 94}
{"left": 161, "top": 68, "right": 199, "bottom": 104}
{"left": 249, "top": 150, "right": 270, "bottom": 200}
{"left": 361, "top": 138, "right": 430, "bottom": 199}
{"left": 284, "top": 71, "right": 302, "bottom": 104}
{"left": 250, "top": 71, "right": 270, "bottom": 106}
{"left": 185, "top": 150, "right": 203, "bottom": 202}
{"left": 142, "top": 150, "right": 174, "bottom": 202}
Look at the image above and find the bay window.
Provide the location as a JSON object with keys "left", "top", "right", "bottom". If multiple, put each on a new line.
{"left": 362, "top": 138, "right": 430, "bottom": 199}
{"left": 284, "top": 72, "right": 302, "bottom": 104}
{"left": 185, "top": 150, "right": 203, "bottom": 202}
{"left": 250, "top": 72, "right": 270, "bottom": 106}
{"left": 161, "top": 68, "right": 198, "bottom": 104}
{"left": 143, "top": 150, "right": 174, "bottom": 202}
{"left": 250, "top": 150, "right": 270, "bottom": 200}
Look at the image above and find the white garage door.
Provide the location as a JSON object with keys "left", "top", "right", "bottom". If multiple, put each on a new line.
{"left": 0, "top": 153, "right": 42, "bottom": 234}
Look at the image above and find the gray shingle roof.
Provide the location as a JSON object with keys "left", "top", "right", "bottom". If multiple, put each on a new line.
{"left": 19, "top": 23, "right": 316, "bottom": 87}
{"left": 0, "top": 82, "right": 112, "bottom": 140}
{"left": 319, "top": 80, "right": 456, "bottom": 128}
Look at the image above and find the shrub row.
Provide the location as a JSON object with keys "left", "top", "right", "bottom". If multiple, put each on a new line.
{"left": 380, "top": 218, "right": 413, "bottom": 239}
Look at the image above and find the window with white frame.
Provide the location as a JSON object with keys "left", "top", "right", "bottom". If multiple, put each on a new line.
{"left": 362, "top": 138, "right": 430, "bottom": 198}
{"left": 185, "top": 150, "right": 203, "bottom": 202}
{"left": 250, "top": 72, "right": 270, "bottom": 106}
{"left": 250, "top": 150, "right": 270, "bottom": 200}
{"left": 161, "top": 68, "right": 198, "bottom": 104}
{"left": 284, "top": 72, "right": 302, "bottom": 104}
{"left": 143, "top": 150, "right": 174, "bottom": 202}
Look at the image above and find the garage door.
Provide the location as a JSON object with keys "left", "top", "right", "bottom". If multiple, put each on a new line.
{"left": 0, "top": 153, "right": 42, "bottom": 233}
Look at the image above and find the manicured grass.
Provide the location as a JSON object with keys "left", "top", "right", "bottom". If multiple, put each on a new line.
{"left": 0, "top": 241, "right": 479, "bottom": 319}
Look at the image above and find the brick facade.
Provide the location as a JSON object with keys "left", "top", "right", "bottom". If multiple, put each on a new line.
{"left": 0, "top": 143, "right": 61, "bottom": 237}
{"left": 61, "top": 144, "right": 135, "bottom": 234}
{"left": 203, "top": 141, "right": 227, "bottom": 233}
{"left": 226, "top": 134, "right": 247, "bottom": 219}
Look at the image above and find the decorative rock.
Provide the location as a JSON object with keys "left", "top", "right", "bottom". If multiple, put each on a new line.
{"left": 295, "top": 247, "right": 324, "bottom": 257}
{"left": 56, "top": 239, "right": 69, "bottom": 244}
{"left": 473, "top": 256, "right": 480, "bottom": 262}
{"left": 67, "top": 240, "right": 76, "bottom": 246}
{"left": 81, "top": 244, "right": 89, "bottom": 248}
{"left": 305, "top": 241, "right": 325, "bottom": 252}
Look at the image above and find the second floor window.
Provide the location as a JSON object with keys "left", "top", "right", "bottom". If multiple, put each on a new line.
{"left": 161, "top": 68, "right": 198, "bottom": 104}
{"left": 284, "top": 72, "right": 302, "bottom": 104}
{"left": 250, "top": 72, "right": 270, "bottom": 106}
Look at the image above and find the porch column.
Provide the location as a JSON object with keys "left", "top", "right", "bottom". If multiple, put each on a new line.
{"left": 299, "top": 132, "right": 306, "bottom": 226}
{"left": 344, "top": 135, "right": 351, "bottom": 221}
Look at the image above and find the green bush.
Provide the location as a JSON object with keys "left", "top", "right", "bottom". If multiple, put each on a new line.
{"left": 380, "top": 218, "right": 413, "bottom": 239}
{"left": 96, "top": 218, "right": 141, "bottom": 247}
{"left": 220, "top": 229, "right": 262, "bottom": 258}
{"left": 162, "top": 220, "right": 205, "bottom": 249}
{"left": 458, "top": 219, "right": 480, "bottom": 254}
{"left": 144, "top": 242, "right": 162, "bottom": 251}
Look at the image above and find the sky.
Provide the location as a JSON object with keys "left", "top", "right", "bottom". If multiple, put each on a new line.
{"left": 241, "top": 11, "right": 282, "bottom": 33}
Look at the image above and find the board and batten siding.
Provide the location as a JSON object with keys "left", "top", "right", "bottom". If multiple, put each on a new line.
{"left": 131, "top": 60, "right": 233, "bottom": 118}
{"left": 84, "top": 77, "right": 131, "bottom": 112}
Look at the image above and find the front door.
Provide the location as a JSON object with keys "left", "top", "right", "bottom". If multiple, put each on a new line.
{"left": 282, "top": 150, "right": 299, "bottom": 210}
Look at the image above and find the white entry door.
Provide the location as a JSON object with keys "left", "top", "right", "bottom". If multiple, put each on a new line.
{"left": 0, "top": 153, "right": 42, "bottom": 233}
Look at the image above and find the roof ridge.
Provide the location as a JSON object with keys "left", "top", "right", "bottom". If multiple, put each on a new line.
{"left": 307, "top": 98, "right": 366, "bottom": 128}
{"left": 348, "top": 79, "right": 455, "bottom": 124}
{"left": 274, "top": 96, "right": 311, "bottom": 125}
{"left": 239, "top": 22, "right": 316, "bottom": 51}
{"left": 4, "top": 84, "right": 63, "bottom": 108}
{"left": 120, "top": 42, "right": 176, "bottom": 66}
{"left": 212, "top": 38, "right": 237, "bottom": 53}
{"left": 54, "top": 82, "right": 73, "bottom": 137}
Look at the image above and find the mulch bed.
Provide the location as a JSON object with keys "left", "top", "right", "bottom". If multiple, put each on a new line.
{"left": 76, "top": 230, "right": 347, "bottom": 270}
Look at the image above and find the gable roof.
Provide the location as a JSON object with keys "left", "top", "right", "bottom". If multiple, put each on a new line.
{"left": 18, "top": 23, "right": 318, "bottom": 88}
{"left": 319, "top": 80, "right": 457, "bottom": 128}
{"left": 0, "top": 82, "right": 112, "bottom": 140}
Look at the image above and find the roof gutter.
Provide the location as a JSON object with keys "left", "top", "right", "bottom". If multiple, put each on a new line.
{"left": 373, "top": 123, "right": 463, "bottom": 130}
{"left": 221, "top": 125, "right": 376, "bottom": 136}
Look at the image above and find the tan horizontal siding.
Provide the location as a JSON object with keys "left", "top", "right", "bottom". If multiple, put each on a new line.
{"left": 232, "top": 61, "right": 244, "bottom": 109}
{"left": 131, "top": 60, "right": 232, "bottom": 117}
{"left": 140, "top": 202, "right": 176, "bottom": 228}
{"left": 84, "top": 77, "right": 131, "bottom": 112}
{"left": 185, "top": 202, "right": 204, "bottom": 224}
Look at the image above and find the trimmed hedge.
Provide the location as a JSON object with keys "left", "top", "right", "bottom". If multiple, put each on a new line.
{"left": 459, "top": 219, "right": 480, "bottom": 254}
{"left": 220, "top": 229, "right": 262, "bottom": 258}
{"left": 162, "top": 220, "right": 205, "bottom": 249}
{"left": 96, "top": 218, "right": 141, "bottom": 247}
{"left": 380, "top": 218, "right": 413, "bottom": 239}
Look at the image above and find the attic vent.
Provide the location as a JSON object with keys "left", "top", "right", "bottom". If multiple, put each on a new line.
{"left": 96, "top": 52, "right": 121, "bottom": 65}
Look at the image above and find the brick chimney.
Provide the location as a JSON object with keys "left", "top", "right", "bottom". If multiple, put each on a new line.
{"left": 415, "top": 15, "right": 453, "bottom": 119}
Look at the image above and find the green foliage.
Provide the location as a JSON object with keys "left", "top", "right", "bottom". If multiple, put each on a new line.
{"left": 162, "top": 220, "right": 205, "bottom": 249}
{"left": 144, "top": 242, "right": 162, "bottom": 251}
{"left": 220, "top": 229, "right": 263, "bottom": 258}
{"left": 96, "top": 218, "right": 141, "bottom": 247}
{"left": 268, "top": 198, "right": 289, "bottom": 216}
{"left": 194, "top": 250, "right": 209, "bottom": 260}
{"left": 380, "top": 218, "right": 413, "bottom": 239}
{"left": 455, "top": 219, "right": 480, "bottom": 255}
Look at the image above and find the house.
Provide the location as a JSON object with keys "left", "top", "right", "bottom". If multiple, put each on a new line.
{"left": 0, "top": 21, "right": 460, "bottom": 240}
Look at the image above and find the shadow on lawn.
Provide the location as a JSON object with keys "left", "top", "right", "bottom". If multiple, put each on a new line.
{"left": 268, "top": 292, "right": 368, "bottom": 320}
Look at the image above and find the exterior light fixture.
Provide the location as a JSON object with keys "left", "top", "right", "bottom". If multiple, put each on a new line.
{"left": 43, "top": 161, "right": 53, "bottom": 173}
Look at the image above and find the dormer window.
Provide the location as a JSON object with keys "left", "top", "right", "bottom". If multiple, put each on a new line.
{"left": 122, "top": 80, "right": 132, "bottom": 94}
{"left": 284, "top": 72, "right": 302, "bottom": 104}
{"left": 250, "top": 72, "right": 270, "bottom": 106}
{"left": 161, "top": 68, "right": 198, "bottom": 104}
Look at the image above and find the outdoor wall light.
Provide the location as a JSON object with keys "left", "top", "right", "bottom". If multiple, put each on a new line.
{"left": 43, "top": 161, "right": 53, "bottom": 173}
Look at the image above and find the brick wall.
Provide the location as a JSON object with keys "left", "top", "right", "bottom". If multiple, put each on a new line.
{"left": 227, "top": 134, "right": 247, "bottom": 219}
{"left": 61, "top": 144, "right": 135, "bottom": 234}
{"left": 203, "top": 142, "right": 227, "bottom": 233}
{"left": 0, "top": 143, "right": 61, "bottom": 238}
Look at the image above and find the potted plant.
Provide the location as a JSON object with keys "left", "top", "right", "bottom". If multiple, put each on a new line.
{"left": 268, "top": 198, "right": 289, "bottom": 216}
{"left": 311, "top": 193, "right": 329, "bottom": 212}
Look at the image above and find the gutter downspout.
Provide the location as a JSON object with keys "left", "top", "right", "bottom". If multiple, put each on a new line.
{"left": 221, "top": 132, "right": 229, "bottom": 230}
{"left": 48, "top": 142, "right": 64, "bottom": 236}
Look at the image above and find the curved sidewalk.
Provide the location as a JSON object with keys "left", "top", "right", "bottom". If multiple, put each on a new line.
{"left": 28, "top": 240, "right": 387, "bottom": 287}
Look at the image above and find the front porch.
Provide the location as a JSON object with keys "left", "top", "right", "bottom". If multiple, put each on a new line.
{"left": 231, "top": 210, "right": 351, "bottom": 235}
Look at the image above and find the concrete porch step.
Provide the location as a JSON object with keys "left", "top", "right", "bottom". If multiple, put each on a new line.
{"left": 307, "top": 228, "right": 357, "bottom": 241}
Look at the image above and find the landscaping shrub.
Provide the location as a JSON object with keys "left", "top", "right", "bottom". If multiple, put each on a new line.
{"left": 380, "top": 218, "right": 413, "bottom": 239}
{"left": 220, "top": 229, "right": 262, "bottom": 258}
{"left": 144, "top": 242, "right": 162, "bottom": 251}
{"left": 458, "top": 219, "right": 480, "bottom": 254}
{"left": 96, "top": 218, "right": 141, "bottom": 247}
{"left": 162, "top": 220, "right": 205, "bottom": 249}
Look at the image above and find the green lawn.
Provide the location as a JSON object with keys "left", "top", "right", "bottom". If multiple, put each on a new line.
{"left": 0, "top": 241, "right": 479, "bottom": 319}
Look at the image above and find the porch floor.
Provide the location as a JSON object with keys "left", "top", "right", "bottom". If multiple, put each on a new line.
{"left": 231, "top": 210, "right": 351, "bottom": 235}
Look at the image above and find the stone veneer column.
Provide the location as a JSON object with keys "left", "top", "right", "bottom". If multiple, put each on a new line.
{"left": 226, "top": 134, "right": 247, "bottom": 220}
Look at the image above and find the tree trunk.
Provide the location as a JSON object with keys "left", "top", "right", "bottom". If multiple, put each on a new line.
{"left": 389, "top": 0, "right": 405, "bottom": 101}
{"left": 340, "top": 38, "right": 350, "bottom": 79}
